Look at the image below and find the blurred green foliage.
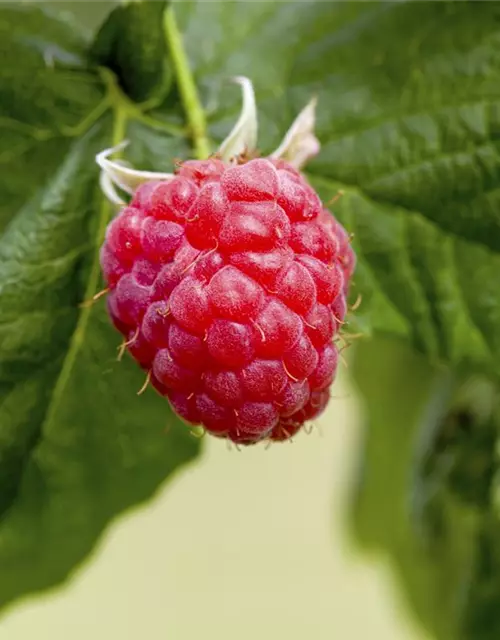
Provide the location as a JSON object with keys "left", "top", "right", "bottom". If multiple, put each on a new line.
{"left": 44, "top": 1, "right": 115, "bottom": 30}
{"left": 351, "top": 339, "right": 500, "bottom": 639}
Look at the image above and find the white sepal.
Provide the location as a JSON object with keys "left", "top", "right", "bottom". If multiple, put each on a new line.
{"left": 99, "top": 171, "right": 126, "bottom": 206}
{"left": 218, "top": 76, "right": 258, "bottom": 162}
{"left": 270, "top": 96, "right": 320, "bottom": 169}
{"left": 96, "top": 142, "right": 174, "bottom": 199}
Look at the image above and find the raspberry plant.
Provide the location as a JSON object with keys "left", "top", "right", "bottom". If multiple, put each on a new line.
{"left": 1, "top": 2, "right": 500, "bottom": 637}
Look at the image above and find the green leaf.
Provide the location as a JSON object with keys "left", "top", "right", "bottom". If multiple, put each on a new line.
{"left": 0, "top": 122, "right": 198, "bottom": 605}
{"left": 0, "top": 5, "right": 106, "bottom": 233}
{"left": 91, "top": 0, "right": 173, "bottom": 104}
{"left": 304, "top": 1, "right": 500, "bottom": 378}
{"left": 0, "top": 3, "right": 198, "bottom": 610}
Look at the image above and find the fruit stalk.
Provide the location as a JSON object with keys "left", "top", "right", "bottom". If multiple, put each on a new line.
{"left": 164, "top": 6, "right": 211, "bottom": 160}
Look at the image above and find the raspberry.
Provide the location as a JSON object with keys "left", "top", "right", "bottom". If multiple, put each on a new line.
{"left": 100, "top": 156, "right": 355, "bottom": 445}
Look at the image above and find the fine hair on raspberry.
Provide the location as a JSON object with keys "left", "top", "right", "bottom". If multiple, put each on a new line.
{"left": 100, "top": 156, "right": 355, "bottom": 445}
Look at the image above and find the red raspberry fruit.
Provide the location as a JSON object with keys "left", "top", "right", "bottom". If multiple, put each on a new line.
{"left": 100, "top": 157, "right": 355, "bottom": 444}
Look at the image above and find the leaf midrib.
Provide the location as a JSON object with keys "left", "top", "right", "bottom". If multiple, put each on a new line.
{"left": 39, "top": 106, "right": 125, "bottom": 435}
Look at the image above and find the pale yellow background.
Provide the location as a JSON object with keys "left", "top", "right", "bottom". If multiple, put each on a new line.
{"left": 1, "top": 373, "right": 426, "bottom": 639}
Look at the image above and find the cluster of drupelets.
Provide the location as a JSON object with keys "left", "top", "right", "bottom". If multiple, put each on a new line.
{"left": 97, "top": 154, "right": 356, "bottom": 445}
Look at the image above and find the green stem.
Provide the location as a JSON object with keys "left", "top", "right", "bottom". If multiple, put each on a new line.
{"left": 133, "top": 112, "right": 186, "bottom": 137}
{"left": 60, "top": 96, "right": 111, "bottom": 138}
{"left": 164, "top": 5, "right": 211, "bottom": 159}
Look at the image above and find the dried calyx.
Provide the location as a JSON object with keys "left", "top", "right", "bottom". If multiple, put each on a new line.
{"left": 96, "top": 76, "right": 319, "bottom": 205}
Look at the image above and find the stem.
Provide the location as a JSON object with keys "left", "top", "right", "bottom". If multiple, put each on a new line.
{"left": 164, "top": 5, "right": 211, "bottom": 159}
{"left": 133, "top": 112, "right": 186, "bottom": 137}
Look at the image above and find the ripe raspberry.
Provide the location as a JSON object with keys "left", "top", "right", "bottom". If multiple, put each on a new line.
{"left": 100, "top": 156, "right": 355, "bottom": 445}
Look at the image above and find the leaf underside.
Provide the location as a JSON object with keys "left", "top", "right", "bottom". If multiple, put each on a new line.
{"left": 1, "top": 0, "right": 500, "bottom": 619}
